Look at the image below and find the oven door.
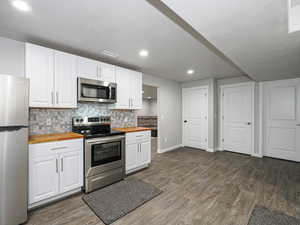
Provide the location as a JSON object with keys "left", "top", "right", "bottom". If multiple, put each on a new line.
{"left": 85, "top": 135, "right": 125, "bottom": 177}
{"left": 78, "top": 78, "right": 117, "bottom": 103}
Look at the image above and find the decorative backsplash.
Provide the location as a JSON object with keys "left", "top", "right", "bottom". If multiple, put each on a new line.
{"left": 29, "top": 103, "right": 137, "bottom": 135}
{"left": 137, "top": 116, "right": 158, "bottom": 128}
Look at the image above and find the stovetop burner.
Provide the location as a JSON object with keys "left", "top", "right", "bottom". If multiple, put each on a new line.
{"left": 72, "top": 116, "right": 125, "bottom": 138}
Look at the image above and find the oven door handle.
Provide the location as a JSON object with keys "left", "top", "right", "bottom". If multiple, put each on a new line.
{"left": 86, "top": 135, "right": 125, "bottom": 144}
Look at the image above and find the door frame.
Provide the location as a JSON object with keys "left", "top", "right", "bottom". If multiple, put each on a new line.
{"left": 182, "top": 86, "right": 209, "bottom": 151}
{"left": 219, "top": 82, "right": 255, "bottom": 155}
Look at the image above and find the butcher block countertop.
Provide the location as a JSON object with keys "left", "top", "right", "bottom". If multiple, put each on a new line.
{"left": 29, "top": 132, "right": 84, "bottom": 144}
{"left": 112, "top": 127, "right": 152, "bottom": 133}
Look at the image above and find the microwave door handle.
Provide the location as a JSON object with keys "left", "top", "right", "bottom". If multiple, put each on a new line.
{"left": 109, "top": 86, "right": 112, "bottom": 100}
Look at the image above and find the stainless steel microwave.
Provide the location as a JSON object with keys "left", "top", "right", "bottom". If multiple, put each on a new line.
{"left": 78, "top": 78, "right": 117, "bottom": 103}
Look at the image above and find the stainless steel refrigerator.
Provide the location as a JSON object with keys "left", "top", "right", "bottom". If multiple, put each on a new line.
{"left": 0, "top": 74, "right": 29, "bottom": 225}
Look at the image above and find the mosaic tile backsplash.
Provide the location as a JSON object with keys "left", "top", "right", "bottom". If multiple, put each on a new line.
{"left": 29, "top": 103, "right": 137, "bottom": 135}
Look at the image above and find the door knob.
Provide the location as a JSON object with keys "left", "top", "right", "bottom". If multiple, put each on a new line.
{"left": 184, "top": 120, "right": 187, "bottom": 123}
{"left": 246, "top": 122, "right": 251, "bottom": 125}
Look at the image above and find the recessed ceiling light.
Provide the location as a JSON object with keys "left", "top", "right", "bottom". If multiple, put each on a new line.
{"left": 12, "top": 0, "right": 31, "bottom": 12}
{"left": 187, "top": 69, "right": 195, "bottom": 75}
{"left": 139, "top": 50, "right": 149, "bottom": 57}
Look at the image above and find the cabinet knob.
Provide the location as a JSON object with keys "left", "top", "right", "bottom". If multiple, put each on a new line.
{"left": 184, "top": 120, "right": 187, "bottom": 123}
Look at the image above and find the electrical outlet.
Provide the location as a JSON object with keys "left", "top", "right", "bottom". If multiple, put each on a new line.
{"left": 164, "top": 138, "right": 167, "bottom": 143}
{"left": 46, "top": 118, "right": 51, "bottom": 126}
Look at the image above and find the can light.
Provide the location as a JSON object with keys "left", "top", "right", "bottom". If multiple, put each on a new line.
{"left": 12, "top": 0, "right": 31, "bottom": 12}
{"left": 187, "top": 69, "right": 195, "bottom": 75}
{"left": 139, "top": 50, "right": 149, "bottom": 57}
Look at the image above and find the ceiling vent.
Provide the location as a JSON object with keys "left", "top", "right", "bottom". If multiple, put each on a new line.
{"left": 101, "top": 50, "right": 119, "bottom": 58}
{"left": 288, "top": 0, "right": 300, "bottom": 33}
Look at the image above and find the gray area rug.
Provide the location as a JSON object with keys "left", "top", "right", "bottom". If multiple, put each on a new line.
{"left": 82, "top": 177, "right": 162, "bottom": 225}
{"left": 248, "top": 205, "right": 300, "bottom": 225}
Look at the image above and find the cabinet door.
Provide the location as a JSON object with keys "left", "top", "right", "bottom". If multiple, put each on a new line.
{"left": 115, "top": 67, "right": 131, "bottom": 109}
{"left": 130, "top": 71, "right": 143, "bottom": 109}
{"left": 126, "top": 143, "right": 139, "bottom": 172}
{"left": 139, "top": 141, "right": 151, "bottom": 166}
{"left": 99, "top": 62, "right": 116, "bottom": 83}
{"left": 29, "top": 155, "right": 59, "bottom": 204}
{"left": 77, "top": 56, "right": 98, "bottom": 80}
{"left": 26, "top": 43, "right": 54, "bottom": 107}
{"left": 54, "top": 51, "right": 77, "bottom": 108}
{"left": 59, "top": 151, "right": 83, "bottom": 193}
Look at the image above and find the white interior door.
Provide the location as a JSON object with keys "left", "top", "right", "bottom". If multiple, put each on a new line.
{"left": 264, "top": 78, "right": 300, "bottom": 162}
{"left": 222, "top": 83, "right": 254, "bottom": 155}
{"left": 182, "top": 87, "right": 208, "bottom": 150}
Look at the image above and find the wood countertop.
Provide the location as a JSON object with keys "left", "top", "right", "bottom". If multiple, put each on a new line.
{"left": 112, "top": 127, "right": 152, "bottom": 133}
{"left": 29, "top": 132, "right": 84, "bottom": 144}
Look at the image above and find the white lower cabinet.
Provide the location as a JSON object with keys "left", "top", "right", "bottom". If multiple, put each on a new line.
{"left": 29, "top": 139, "right": 83, "bottom": 207}
{"left": 125, "top": 131, "right": 151, "bottom": 174}
{"left": 30, "top": 154, "right": 60, "bottom": 203}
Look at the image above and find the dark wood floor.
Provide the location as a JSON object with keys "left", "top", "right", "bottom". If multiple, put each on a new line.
{"left": 25, "top": 147, "right": 300, "bottom": 225}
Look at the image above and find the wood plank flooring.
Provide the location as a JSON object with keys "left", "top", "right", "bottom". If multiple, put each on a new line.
{"left": 25, "top": 147, "right": 300, "bottom": 225}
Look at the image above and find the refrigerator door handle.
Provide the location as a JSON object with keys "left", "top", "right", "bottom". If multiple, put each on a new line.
{"left": 0, "top": 126, "right": 28, "bottom": 132}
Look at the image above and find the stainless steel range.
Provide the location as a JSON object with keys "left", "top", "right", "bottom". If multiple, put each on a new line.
{"left": 72, "top": 116, "right": 125, "bottom": 193}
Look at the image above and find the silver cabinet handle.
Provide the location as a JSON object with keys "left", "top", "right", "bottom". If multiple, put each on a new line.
{"left": 51, "top": 146, "right": 67, "bottom": 151}
{"left": 61, "top": 158, "right": 64, "bottom": 172}
{"left": 56, "top": 92, "right": 59, "bottom": 104}
{"left": 56, "top": 159, "right": 58, "bottom": 173}
{"left": 51, "top": 92, "right": 54, "bottom": 105}
{"left": 98, "top": 66, "right": 102, "bottom": 80}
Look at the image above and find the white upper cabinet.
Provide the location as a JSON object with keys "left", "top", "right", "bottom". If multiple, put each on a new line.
{"left": 54, "top": 51, "right": 77, "bottom": 108}
{"left": 130, "top": 71, "right": 143, "bottom": 109}
{"left": 77, "top": 56, "right": 98, "bottom": 80}
{"left": 26, "top": 43, "right": 141, "bottom": 109}
{"left": 26, "top": 43, "right": 77, "bottom": 108}
{"left": 115, "top": 67, "right": 142, "bottom": 110}
{"left": 77, "top": 57, "right": 116, "bottom": 83}
{"left": 26, "top": 43, "right": 54, "bottom": 108}
{"left": 99, "top": 62, "right": 116, "bottom": 83}
{"left": 115, "top": 67, "right": 131, "bottom": 109}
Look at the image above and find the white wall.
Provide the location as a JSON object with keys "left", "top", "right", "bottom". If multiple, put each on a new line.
{"left": 0, "top": 37, "right": 25, "bottom": 77}
{"left": 143, "top": 74, "right": 182, "bottom": 151}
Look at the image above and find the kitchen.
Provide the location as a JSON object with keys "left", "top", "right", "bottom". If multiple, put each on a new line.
{"left": 1, "top": 39, "right": 161, "bottom": 224}
{"left": 1, "top": 0, "right": 300, "bottom": 225}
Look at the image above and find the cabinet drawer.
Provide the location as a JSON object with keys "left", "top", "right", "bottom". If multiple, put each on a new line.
{"left": 30, "top": 139, "right": 83, "bottom": 157}
{"left": 126, "top": 131, "right": 150, "bottom": 144}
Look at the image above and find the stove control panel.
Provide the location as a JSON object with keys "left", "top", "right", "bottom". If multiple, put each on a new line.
{"left": 72, "top": 116, "right": 111, "bottom": 126}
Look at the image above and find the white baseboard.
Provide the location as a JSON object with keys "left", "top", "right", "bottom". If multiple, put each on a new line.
{"left": 216, "top": 147, "right": 224, "bottom": 151}
{"left": 206, "top": 148, "right": 215, "bottom": 153}
{"left": 158, "top": 144, "right": 183, "bottom": 154}
{"left": 251, "top": 153, "right": 263, "bottom": 158}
